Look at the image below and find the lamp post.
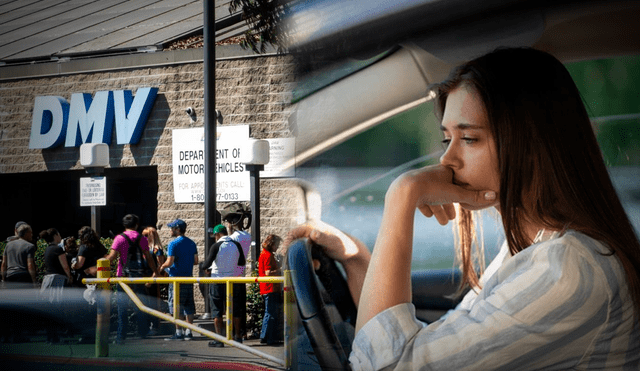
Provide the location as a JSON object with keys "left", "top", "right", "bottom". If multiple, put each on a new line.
{"left": 79, "top": 143, "right": 109, "bottom": 236}
{"left": 241, "top": 139, "right": 270, "bottom": 272}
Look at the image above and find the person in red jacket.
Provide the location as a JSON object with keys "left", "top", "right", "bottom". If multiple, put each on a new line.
{"left": 258, "top": 234, "right": 283, "bottom": 345}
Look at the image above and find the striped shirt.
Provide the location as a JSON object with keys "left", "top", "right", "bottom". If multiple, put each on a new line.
{"left": 350, "top": 230, "right": 640, "bottom": 370}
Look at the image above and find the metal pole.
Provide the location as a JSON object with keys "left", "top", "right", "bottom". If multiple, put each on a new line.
{"left": 91, "top": 205, "right": 98, "bottom": 235}
{"left": 284, "top": 270, "right": 297, "bottom": 370}
{"left": 246, "top": 164, "right": 263, "bottom": 272}
{"left": 204, "top": 0, "right": 218, "bottom": 249}
{"left": 203, "top": 0, "right": 217, "bottom": 317}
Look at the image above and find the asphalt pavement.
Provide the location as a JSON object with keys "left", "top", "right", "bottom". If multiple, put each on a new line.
{"left": 0, "top": 318, "right": 287, "bottom": 371}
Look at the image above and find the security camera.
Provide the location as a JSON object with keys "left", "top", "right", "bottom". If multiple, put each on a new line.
{"left": 185, "top": 107, "right": 194, "bottom": 116}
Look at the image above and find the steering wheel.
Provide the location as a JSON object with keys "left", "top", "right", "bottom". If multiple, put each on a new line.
{"left": 285, "top": 238, "right": 357, "bottom": 371}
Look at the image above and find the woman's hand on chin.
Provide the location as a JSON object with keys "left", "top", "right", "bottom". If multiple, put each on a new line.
{"left": 388, "top": 165, "right": 497, "bottom": 225}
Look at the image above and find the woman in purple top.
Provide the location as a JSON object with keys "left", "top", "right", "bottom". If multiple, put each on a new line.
{"left": 105, "top": 214, "right": 158, "bottom": 344}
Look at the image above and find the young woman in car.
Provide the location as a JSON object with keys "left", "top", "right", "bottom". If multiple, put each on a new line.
{"left": 288, "top": 47, "right": 640, "bottom": 369}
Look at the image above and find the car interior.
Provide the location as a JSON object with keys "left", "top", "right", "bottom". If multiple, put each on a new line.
{"left": 282, "top": 1, "right": 640, "bottom": 370}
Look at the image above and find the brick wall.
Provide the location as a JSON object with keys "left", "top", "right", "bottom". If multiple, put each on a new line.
{"left": 0, "top": 51, "right": 300, "bottom": 312}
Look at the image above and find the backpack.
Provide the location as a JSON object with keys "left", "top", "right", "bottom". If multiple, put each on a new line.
{"left": 120, "top": 233, "right": 149, "bottom": 277}
{"left": 230, "top": 239, "right": 246, "bottom": 266}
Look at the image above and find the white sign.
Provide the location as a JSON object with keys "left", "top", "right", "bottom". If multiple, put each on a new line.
{"left": 80, "top": 177, "right": 107, "bottom": 206}
{"left": 172, "top": 126, "right": 250, "bottom": 203}
{"left": 263, "top": 138, "right": 296, "bottom": 178}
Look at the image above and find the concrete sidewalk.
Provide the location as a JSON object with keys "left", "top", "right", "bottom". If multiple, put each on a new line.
{"left": 0, "top": 318, "right": 287, "bottom": 370}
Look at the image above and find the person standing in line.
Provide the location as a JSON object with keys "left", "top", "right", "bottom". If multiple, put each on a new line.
{"left": 106, "top": 214, "right": 158, "bottom": 344}
{"left": 142, "top": 226, "right": 166, "bottom": 335}
{"left": 40, "top": 228, "right": 73, "bottom": 289}
{"left": 64, "top": 237, "right": 83, "bottom": 287}
{"left": 39, "top": 228, "right": 73, "bottom": 343}
{"left": 143, "top": 226, "right": 166, "bottom": 267}
{"left": 222, "top": 202, "right": 252, "bottom": 339}
{"left": 1, "top": 221, "right": 28, "bottom": 272}
{"left": 197, "top": 227, "right": 216, "bottom": 321}
{"left": 1, "top": 222, "right": 37, "bottom": 286}
{"left": 200, "top": 224, "right": 245, "bottom": 347}
{"left": 72, "top": 226, "right": 107, "bottom": 280}
{"left": 222, "top": 203, "right": 252, "bottom": 264}
{"left": 5, "top": 221, "right": 27, "bottom": 243}
{"left": 158, "top": 219, "right": 198, "bottom": 341}
{"left": 66, "top": 226, "right": 106, "bottom": 345}
{"left": 258, "top": 234, "right": 283, "bottom": 345}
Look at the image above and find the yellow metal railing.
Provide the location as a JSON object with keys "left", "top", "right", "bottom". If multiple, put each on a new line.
{"left": 84, "top": 258, "right": 296, "bottom": 369}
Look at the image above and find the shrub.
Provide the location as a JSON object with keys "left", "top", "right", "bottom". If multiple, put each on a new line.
{"left": 100, "top": 237, "right": 113, "bottom": 250}
{"left": 35, "top": 239, "right": 48, "bottom": 282}
{"left": 245, "top": 270, "right": 264, "bottom": 339}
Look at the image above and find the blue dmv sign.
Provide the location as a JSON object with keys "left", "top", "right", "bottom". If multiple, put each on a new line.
{"left": 29, "top": 87, "right": 158, "bottom": 149}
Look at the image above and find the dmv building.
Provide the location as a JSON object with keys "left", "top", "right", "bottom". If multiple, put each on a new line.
{"left": 0, "top": 1, "right": 299, "bottom": 311}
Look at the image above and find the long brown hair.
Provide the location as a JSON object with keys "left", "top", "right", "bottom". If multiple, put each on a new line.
{"left": 78, "top": 226, "right": 107, "bottom": 255}
{"left": 261, "top": 234, "right": 281, "bottom": 253}
{"left": 433, "top": 47, "right": 640, "bottom": 316}
{"left": 142, "top": 226, "right": 163, "bottom": 252}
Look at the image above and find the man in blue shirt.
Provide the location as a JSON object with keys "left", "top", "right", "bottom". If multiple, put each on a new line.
{"left": 158, "top": 219, "right": 198, "bottom": 341}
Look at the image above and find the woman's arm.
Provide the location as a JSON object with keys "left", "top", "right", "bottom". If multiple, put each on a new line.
{"left": 156, "top": 249, "right": 166, "bottom": 266}
{"left": 356, "top": 165, "right": 496, "bottom": 333}
{"left": 355, "top": 175, "right": 417, "bottom": 332}
{"left": 72, "top": 255, "right": 85, "bottom": 270}
{"left": 58, "top": 253, "right": 73, "bottom": 283}
{"left": 143, "top": 249, "right": 158, "bottom": 276}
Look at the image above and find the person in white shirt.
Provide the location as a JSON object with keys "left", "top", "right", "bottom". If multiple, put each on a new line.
{"left": 287, "top": 47, "right": 640, "bottom": 370}
{"left": 199, "top": 224, "right": 245, "bottom": 347}
{"left": 221, "top": 202, "right": 252, "bottom": 340}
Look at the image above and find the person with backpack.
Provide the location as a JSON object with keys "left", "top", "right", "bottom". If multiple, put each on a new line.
{"left": 199, "top": 224, "right": 246, "bottom": 347}
{"left": 106, "top": 214, "right": 158, "bottom": 345}
{"left": 221, "top": 202, "right": 252, "bottom": 339}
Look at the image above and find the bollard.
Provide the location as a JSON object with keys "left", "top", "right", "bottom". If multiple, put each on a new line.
{"left": 284, "top": 270, "right": 298, "bottom": 370}
{"left": 226, "top": 280, "right": 234, "bottom": 340}
{"left": 173, "top": 281, "right": 180, "bottom": 321}
{"left": 95, "top": 258, "right": 111, "bottom": 357}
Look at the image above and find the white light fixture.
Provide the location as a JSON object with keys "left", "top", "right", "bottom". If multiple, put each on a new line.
{"left": 240, "top": 139, "right": 270, "bottom": 165}
{"left": 80, "top": 143, "right": 109, "bottom": 168}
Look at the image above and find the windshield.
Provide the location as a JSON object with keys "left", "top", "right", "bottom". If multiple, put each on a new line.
{"left": 296, "top": 54, "right": 640, "bottom": 271}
